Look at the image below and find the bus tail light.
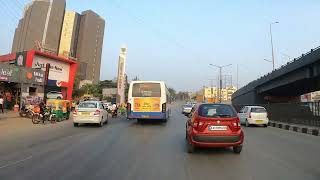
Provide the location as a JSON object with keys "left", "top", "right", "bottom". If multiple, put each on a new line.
{"left": 127, "top": 103, "right": 131, "bottom": 112}
{"left": 162, "top": 103, "right": 166, "bottom": 113}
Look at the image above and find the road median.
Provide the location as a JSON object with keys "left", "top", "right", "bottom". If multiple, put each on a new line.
{"left": 269, "top": 120, "right": 320, "bottom": 136}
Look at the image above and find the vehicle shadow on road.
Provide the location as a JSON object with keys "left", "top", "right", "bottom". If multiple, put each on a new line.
{"left": 190, "top": 147, "right": 235, "bottom": 155}
{"left": 130, "top": 119, "right": 167, "bottom": 126}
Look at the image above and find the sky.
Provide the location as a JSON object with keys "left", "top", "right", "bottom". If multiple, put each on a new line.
{"left": 1, "top": 0, "right": 320, "bottom": 92}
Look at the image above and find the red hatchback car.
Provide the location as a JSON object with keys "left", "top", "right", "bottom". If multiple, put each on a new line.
{"left": 185, "top": 103, "right": 244, "bottom": 153}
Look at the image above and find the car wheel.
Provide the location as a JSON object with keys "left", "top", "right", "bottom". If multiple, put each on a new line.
{"left": 263, "top": 124, "right": 268, "bottom": 128}
{"left": 187, "top": 139, "right": 195, "bottom": 153}
{"left": 99, "top": 118, "right": 104, "bottom": 127}
{"left": 245, "top": 119, "right": 250, "bottom": 127}
{"left": 233, "top": 145, "right": 242, "bottom": 154}
{"left": 73, "top": 123, "right": 79, "bottom": 127}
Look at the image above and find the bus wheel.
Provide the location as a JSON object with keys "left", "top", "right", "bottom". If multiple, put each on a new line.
{"left": 162, "top": 118, "right": 167, "bottom": 123}
{"left": 137, "top": 119, "right": 142, "bottom": 124}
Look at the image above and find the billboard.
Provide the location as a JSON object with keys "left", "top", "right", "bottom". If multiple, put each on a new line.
{"left": 32, "top": 55, "right": 70, "bottom": 83}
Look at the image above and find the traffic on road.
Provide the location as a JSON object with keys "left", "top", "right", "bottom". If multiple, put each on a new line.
{"left": 1, "top": 0, "right": 320, "bottom": 180}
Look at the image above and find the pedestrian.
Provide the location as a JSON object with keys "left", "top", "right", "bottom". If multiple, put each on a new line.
{"left": 0, "top": 96, "right": 4, "bottom": 113}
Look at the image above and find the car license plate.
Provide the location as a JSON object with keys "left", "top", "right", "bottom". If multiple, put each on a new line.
{"left": 255, "top": 120, "right": 264, "bottom": 123}
{"left": 209, "top": 126, "right": 227, "bottom": 131}
{"left": 141, "top": 115, "right": 150, "bottom": 118}
{"left": 81, "top": 112, "right": 90, "bottom": 116}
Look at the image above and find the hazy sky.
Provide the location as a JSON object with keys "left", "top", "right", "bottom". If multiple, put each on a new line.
{"left": 1, "top": 0, "right": 320, "bottom": 91}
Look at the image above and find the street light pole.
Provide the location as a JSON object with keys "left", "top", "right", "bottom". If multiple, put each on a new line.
{"left": 236, "top": 64, "right": 239, "bottom": 89}
{"left": 269, "top": 21, "right": 279, "bottom": 71}
{"left": 209, "top": 64, "right": 232, "bottom": 103}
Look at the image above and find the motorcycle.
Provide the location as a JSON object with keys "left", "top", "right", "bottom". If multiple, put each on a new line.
{"left": 19, "top": 105, "right": 34, "bottom": 118}
{"left": 111, "top": 109, "right": 118, "bottom": 118}
{"left": 32, "top": 106, "right": 56, "bottom": 124}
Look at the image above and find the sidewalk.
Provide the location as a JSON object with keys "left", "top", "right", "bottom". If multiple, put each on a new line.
{"left": 0, "top": 111, "right": 20, "bottom": 120}
{"left": 269, "top": 120, "right": 320, "bottom": 136}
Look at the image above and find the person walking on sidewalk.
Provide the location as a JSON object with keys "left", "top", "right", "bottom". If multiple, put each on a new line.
{"left": 0, "top": 96, "right": 4, "bottom": 113}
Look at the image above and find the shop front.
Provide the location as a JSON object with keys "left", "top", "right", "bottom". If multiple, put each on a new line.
{"left": 0, "top": 50, "right": 78, "bottom": 100}
{"left": 0, "top": 64, "right": 45, "bottom": 109}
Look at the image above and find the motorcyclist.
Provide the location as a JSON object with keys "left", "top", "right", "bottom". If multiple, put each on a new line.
{"left": 39, "top": 101, "right": 46, "bottom": 117}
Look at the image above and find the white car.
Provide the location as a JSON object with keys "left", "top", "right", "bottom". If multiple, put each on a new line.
{"left": 182, "top": 104, "right": 194, "bottom": 115}
{"left": 238, "top": 106, "right": 269, "bottom": 127}
{"left": 47, "top": 91, "right": 63, "bottom": 99}
{"left": 73, "top": 101, "right": 108, "bottom": 127}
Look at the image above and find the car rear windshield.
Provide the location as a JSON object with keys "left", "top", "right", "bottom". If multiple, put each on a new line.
{"left": 198, "top": 104, "right": 237, "bottom": 118}
{"left": 78, "top": 102, "right": 97, "bottom": 108}
{"left": 251, "top": 108, "right": 266, "bottom": 113}
{"left": 132, "top": 83, "right": 161, "bottom": 97}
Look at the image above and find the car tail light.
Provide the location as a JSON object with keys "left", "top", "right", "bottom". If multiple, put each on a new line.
{"left": 162, "top": 103, "right": 166, "bottom": 113}
{"left": 231, "top": 118, "right": 241, "bottom": 131}
{"left": 192, "top": 121, "right": 199, "bottom": 128}
{"left": 249, "top": 112, "right": 252, "bottom": 118}
{"left": 94, "top": 110, "right": 101, "bottom": 116}
{"left": 73, "top": 110, "right": 78, "bottom": 116}
{"left": 127, "top": 103, "right": 131, "bottom": 112}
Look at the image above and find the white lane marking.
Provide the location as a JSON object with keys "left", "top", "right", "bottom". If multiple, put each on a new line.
{"left": 0, "top": 156, "right": 32, "bottom": 169}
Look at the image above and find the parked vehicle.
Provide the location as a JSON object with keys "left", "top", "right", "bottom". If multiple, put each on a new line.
{"left": 111, "top": 109, "right": 118, "bottom": 118}
{"left": 47, "top": 91, "right": 63, "bottom": 99}
{"left": 19, "top": 105, "right": 34, "bottom": 118}
{"left": 32, "top": 106, "right": 55, "bottom": 124}
{"left": 238, "top": 106, "right": 269, "bottom": 127}
{"left": 73, "top": 101, "right": 108, "bottom": 127}
{"left": 47, "top": 99, "right": 71, "bottom": 121}
{"left": 185, "top": 103, "right": 244, "bottom": 153}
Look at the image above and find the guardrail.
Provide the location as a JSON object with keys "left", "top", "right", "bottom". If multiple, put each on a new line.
{"left": 233, "top": 102, "right": 320, "bottom": 127}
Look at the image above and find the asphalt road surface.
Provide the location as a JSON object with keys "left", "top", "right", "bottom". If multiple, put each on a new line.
{"left": 0, "top": 102, "right": 319, "bottom": 180}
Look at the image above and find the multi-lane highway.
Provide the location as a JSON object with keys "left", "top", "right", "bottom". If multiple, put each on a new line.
{"left": 0, "top": 102, "right": 319, "bottom": 180}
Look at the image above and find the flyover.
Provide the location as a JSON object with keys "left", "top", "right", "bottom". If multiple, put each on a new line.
{"left": 232, "top": 46, "right": 320, "bottom": 105}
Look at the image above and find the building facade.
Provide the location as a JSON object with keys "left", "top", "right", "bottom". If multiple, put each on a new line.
{"left": 12, "top": 0, "right": 66, "bottom": 54}
{"left": 11, "top": 1, "right": 106, "bottom": 85}
{"left": 58, "top": 11, "right": 80, "bottom": 58}
{"left": 203, "top": 86, "right": 237, "bottom": 102}
{"left": 76, "top": 10, "right": 105, "bottom": 84}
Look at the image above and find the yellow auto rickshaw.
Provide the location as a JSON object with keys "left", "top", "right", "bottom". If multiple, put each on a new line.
{"left": 46, "top": 99, "right": 71, "bottom": 121}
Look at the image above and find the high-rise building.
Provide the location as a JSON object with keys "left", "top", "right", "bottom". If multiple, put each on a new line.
{"left": 11, "top": 1, "right": 106, "bottom": 84}
{"left": 76, "top": 10, "right": 105, "bottom": 84}
{"left": 12, "top": 0, "right": 66, "bottom": 54}
{"left": 58, "top": 11, "right": 80, "bottom": 57}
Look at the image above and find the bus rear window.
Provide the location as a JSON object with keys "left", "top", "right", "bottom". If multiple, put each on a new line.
{"left": 132, "top": 83, "right": 161, "bottom": 97}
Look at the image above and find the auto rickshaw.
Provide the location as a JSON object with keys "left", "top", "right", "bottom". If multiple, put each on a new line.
{"left": 46, "top": 99, "right": 71, "bottom": 121}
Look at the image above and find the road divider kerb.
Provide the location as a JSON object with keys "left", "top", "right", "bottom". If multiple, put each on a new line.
{"left": 268, "top": 121, "right": 320, "bottom": 136}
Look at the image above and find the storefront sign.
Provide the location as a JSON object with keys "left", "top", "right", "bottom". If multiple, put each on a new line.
{"left": 33, "top": 55, "right": 70, "bottom": 82}
{"left": 20, "top": 67, "right": 45, "bottom": 85}
{"left": 0, "top": 64, "right": 19, "bottom": 82}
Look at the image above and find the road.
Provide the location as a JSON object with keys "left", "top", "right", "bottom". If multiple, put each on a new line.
{"left": 0, "top": 103, "right": 319, "bottom": 180}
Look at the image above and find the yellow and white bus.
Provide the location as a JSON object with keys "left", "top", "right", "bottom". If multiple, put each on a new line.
{"left": 127, "top": 81, "right": 171, "bottom": 122}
